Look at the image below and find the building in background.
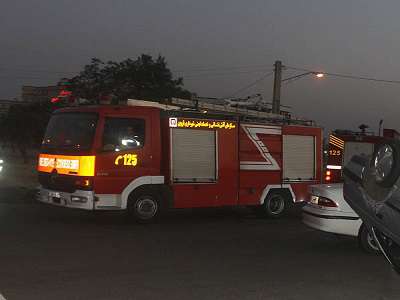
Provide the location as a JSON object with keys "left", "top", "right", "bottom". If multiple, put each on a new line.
{"left": 0, "top": 99, "right": 29, "bottom": 118}
{"left": 22, "top": 85, "right": 61, "bottom": 103}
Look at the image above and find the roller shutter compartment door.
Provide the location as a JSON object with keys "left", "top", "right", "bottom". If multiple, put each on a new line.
{"left": 172, "top": 128, "right": 217, "bottom": 183}
{"left": 283, "top": 135, "right": 315, "bottom": 181}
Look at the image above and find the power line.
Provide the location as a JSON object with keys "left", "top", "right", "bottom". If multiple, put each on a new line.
{"left": 286, "top": 66, "right": 400, "bottom": 84}
{"left": 225, "top": 71, "right": 274, "bottom": 98}
{"left": 173, "top": 64, "right": 271, "bottom": 73}
{"left": 0, "top": 65, "right": 272, "bottom": 82}
{"left": 0, "top": 64, "right": 271, "bottom": 76}
{"left": 183, "top": 69, "right": 272, "bottom": 80}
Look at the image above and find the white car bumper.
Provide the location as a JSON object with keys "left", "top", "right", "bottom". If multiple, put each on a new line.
{"left": 37, "top": 186, "right": 95, "bottom": 210}
{"left": 302, "top": 204, "right": 362, "bottom": 237}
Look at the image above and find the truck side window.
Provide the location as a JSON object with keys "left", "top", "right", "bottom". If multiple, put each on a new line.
{"left": 102, "top": 118, "right": 145, "bottom": 151}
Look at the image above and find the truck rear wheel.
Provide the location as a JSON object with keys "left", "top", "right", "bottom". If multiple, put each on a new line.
{"left": 257, "top": 190, "right": 290, "bottom": 219}
{"left": 127, "top": 189, "right": 160, "bottom": 224}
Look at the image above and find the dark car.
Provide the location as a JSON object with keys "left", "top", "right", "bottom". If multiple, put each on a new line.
{"left": 343, "top": 139, "right": 400, "bottom": 273}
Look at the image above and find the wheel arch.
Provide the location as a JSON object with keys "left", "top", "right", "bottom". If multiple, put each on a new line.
{"left": 121, "top": 176, "right": 168, "bottom": 209}
{"left": 259, "top": 184, "right": 295, "bottom": 205}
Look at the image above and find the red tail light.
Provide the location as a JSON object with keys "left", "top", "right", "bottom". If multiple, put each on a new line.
{"left": 318, "top": 197, "right": 337, "bottom": 207}
{"left": 311, "top": 195, "right": 338, "bottom": 207}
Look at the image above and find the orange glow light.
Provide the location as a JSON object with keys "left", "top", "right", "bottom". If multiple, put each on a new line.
{"left": 325, "top": 176, "right": 331, "bottom": 181}
{"left": 326, "top": 171, "right": 331, "bottom": 176}
{"left": 38, "top": 154, "right": 95, "bottom": 176}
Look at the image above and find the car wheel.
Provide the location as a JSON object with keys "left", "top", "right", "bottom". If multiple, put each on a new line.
{"left": 371, "top": 141, "right": 400, "bottom": 188}
{"left": 127, "top": 190, "right": 160, "bottom": 224}
{"left": 257, "top": 191, "right": 289, "bottom": 219}
{"left": 359, "top": 224, "right": 380, "bottom": 254}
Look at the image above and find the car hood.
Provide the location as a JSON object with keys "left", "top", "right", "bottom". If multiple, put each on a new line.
{"left": 309, "top": 183, "right": 355, "bottom": 214}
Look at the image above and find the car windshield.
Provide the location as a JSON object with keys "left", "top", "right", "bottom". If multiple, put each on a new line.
{"left": 42, "top": 112, "right": 98, "bottom": 151}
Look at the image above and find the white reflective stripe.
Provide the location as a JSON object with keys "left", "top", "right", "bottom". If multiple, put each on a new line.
{"left": 121, "top": 176, "right": 165, "bottom": 209}
{"left": 326, "top": 165, "right": 342, "bottom": 170}
{"left": 240, "top": 124, "right": 281, "bottom": 171}
{"left": 95, "top": 194, "right": 122, "bottom": 209}
{"left": 240, "top": 163, "right": 279, "bottom": 170}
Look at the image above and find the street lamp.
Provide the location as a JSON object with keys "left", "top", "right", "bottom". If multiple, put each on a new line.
{"left": 282, "top": 71, "right": 325, "bottom": 82}
{"left": 272, "top": 60, "right": 324, "bottom": 114}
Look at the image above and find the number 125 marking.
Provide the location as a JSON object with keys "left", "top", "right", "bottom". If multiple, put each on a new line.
{"left": 115, "top": 154, "right": 138, "bottom": 166}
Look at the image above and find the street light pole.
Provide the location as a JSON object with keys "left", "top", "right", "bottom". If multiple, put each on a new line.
{"left": 272, "top": 60, "right": 282, "bottom": 114}
{"left": 271, "top": 60, "right": 324, "bottom": 114}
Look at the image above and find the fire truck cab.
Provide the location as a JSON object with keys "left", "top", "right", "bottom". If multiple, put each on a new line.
{"left": 37, "top": 100, "right": 323, "bottom": 223}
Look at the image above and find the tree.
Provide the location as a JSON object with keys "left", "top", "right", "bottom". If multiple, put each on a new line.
{"left": 70, "top": 54, "right": 193, "bottom": 104}
{"left": 1, "top": 102, "right": 52, "bottom": 162}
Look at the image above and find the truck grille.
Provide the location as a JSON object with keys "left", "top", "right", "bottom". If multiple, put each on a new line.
{"left": 38, "top": 172, "right": 78, "bottom": 193}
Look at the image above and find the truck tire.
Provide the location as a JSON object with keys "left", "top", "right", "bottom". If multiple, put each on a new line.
{"left": 257, "top": 190, "right": 290, "bottom": 219}
{"left": 127, "top": 189, "right": 161, "bottom": 224}
{"left": 358, "top": 224, "right": 380, "bottom": 254}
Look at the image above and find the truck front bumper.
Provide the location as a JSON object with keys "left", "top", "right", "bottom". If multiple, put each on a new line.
{"left": 37, "top": 186, "right": 95, "bottom": 210}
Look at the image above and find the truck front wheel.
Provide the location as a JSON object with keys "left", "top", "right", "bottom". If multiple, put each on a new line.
{"left": 127, "top": 190, "right": 160, "bottom": 224}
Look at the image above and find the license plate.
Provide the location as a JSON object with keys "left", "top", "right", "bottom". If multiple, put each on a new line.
{"left": 49, "top": 191, "right": 61, "bottom": 198}
{"left": 49, "top": 191, "right": 61, "bottom": 203}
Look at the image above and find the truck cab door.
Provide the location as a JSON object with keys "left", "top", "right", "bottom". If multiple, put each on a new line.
{"left": 93, "top": 114, "right": 154, "bottom": 208}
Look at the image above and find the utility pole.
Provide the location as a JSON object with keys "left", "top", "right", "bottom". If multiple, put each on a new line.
{"left": 272, "top": 60, "right": 282, "bottom": 114}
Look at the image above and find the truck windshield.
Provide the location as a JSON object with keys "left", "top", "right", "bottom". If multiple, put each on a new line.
{"left": 42, "top": 112, "right": 98, "bottom": 151}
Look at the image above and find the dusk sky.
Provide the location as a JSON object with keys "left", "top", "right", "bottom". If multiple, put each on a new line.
{"left": 1, "top": 0, "right": 400, "bottom": 133}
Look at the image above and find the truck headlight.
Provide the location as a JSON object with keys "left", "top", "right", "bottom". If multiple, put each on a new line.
{"left": 71, "top": 196, "right": 88, "bottom": 203}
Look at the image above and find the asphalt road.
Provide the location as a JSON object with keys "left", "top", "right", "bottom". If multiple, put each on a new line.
{"left": 0, "top": 187, "right": 399, "bottom": 300}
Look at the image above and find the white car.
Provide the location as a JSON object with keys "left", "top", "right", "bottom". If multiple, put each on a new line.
{"left": 302, "top": 183, "right": 379, "bottom": 253}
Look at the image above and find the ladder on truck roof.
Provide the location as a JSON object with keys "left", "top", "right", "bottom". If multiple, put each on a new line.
{"left": 127, "top": 98, "right": 315, "bottom": 126}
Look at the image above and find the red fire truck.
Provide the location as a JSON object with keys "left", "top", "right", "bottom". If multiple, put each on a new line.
{"left": 37, "top": 99, "right": 323, "bottom": 222}
{"left": 325, "top": 128, "right": 399, "bottom": 183}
